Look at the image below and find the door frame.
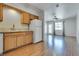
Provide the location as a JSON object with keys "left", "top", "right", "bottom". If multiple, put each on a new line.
{"left": 46, "top": 21, "right": 55, "bottom": 35}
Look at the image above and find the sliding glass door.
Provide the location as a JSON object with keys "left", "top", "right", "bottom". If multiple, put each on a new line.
{"left": 46, "top": 21, "right": 64, "bottom": 36}
{"left": 55, "top": 21, "right": 64, "bottom": 36}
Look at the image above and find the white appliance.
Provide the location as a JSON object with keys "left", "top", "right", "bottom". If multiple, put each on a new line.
{"left": 0, "top": 33, "right": 3, "bottom": 54}
{"left": 29, "top": 19, "right": 42, "bottom": 43}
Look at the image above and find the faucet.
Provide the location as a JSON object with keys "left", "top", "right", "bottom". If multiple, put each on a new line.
{"left": 10, "top": 24, "right": 15, "bottom": 30}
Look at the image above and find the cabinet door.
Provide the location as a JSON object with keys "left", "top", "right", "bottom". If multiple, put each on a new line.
{"left": 0, "top": 4, "right": 3, "bottom": 21}
{"left": 30, "top": 14, "right": 35, "bottom": 20}
{"left": 21, "top": 12, "right": 30, "bottom": 24}
{"left": 16, "top": 35, "right": 24, "bottom": 47}
{"left": 34, "top": 16, "right": 39, "bottom": 19}
{"left": 24, "top": 32, "right": 33, "bottom": 45}
{"left": 30, "top": 14, "right": 39, "bottom": 20}
{"left": 4, "top": 36, "right": 16, "bottom": 51}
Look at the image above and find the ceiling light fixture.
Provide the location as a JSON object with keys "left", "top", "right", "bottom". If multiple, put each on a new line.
{"left": 56, "top": 4, "right": 59, "bottom": 8}
{"left": 52, "top": 4, "right": 61, "bottom": 21}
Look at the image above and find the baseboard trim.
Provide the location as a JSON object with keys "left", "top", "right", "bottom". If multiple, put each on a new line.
{"left": 65, "top": 36, "right": 76, "bottom": 38}
{"left": 33, "top": 40, "right": 43, "bottom": 44}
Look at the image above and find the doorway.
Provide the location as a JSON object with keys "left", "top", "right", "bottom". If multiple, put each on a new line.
{"left": 47, "top": 21, "right": 64, "bottom": 36}
{"left": 47, "top": 21, "right": 55, "bottom": 35}
{"left": 54, "top": 21, "right": 64, "bottom": 36}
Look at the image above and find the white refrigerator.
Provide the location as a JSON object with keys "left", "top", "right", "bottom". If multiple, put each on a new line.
{"left": 29, "top": 19, "right": 42, "bottom": 43}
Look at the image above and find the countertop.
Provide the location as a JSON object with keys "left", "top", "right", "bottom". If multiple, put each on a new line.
{"left": 0, "top": 29, "right": 33, "bottom": 33}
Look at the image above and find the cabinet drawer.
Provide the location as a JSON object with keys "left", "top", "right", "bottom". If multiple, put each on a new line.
{"left": 25, "top": 32, "right": 33, "bottom": 35}
{"left": 4, "top": 32, "right": 25, "bottom": 36}
{"left": 4, "top": 33, "right": 16, "bottom": 36}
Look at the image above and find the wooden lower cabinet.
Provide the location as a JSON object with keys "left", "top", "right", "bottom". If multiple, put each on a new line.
{"left": 16, "top": 35, "right": 25, "bottom": 47}
{"left": 4, "top": 35, "right": 16, "bottom": 51}
{"left": 4, "top": 31, "right": 33, "bottom": 52}
{"left": 24, "top": 33, "right": 33, "bottom": 45}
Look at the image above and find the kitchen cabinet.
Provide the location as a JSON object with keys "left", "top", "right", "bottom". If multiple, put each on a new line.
{"left": 34, "top": 16, "right": 39, "bottom": 19}
{"left": 0, "top": 3, "right": 39, "bottom": 23}
{"left": 16, "top": 34, "right": 25, "bottom": 47}
{"left": 24, "top": 32, "right": 33, "bottom": 45}
{"left": 30, "top": 14, "right": 35, "bottom": 20}
{"left": 21, "top": 12, "right": 30, "bottom": 24}
{"left": 4, "top": 31, "right": 33, "bottom": 52}
{"left": 30, "top": 14, "right": 39, "bottom": 20}
{"left": 4, "top": 35, "right": 16, "bottom": 51}
{"left": 0, "top": 3, "right": 3, "bottom": 21}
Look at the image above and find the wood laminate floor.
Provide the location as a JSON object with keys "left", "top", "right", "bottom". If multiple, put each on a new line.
{"left": 4, "top": 35, "right": 79, "bottom": 56}
{"left": 4, "top": 42, "right": 44, "bottom": 56}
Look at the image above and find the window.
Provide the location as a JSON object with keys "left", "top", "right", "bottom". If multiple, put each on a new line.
{"left": 55, "top": 22, "right": 63, "bottom": 30}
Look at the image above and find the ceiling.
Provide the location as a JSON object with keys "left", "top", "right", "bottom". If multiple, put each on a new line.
{"left": 29, "top": 3, "right": 57, "bottom": 10}
{"left": 30, "top": 3, "right": 79, "bottom": 19}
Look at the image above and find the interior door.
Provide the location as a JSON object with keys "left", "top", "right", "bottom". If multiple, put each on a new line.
{"left": 55, "top": 21, "right": 64, "bottom": 36}
{"left": 47, "top": 21, "right": 54, "bottom": 35}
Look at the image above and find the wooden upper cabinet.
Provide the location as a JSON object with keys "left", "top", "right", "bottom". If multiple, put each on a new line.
{"left": 0, "top": 3, "right": 3, "bottom": 21}
{"left": 21, "top": 12, "right": 39, "bottom": 24}
{"left": 30, "top": 14, "right": 39, "bottom": 20}
{"left": 30, "top": 14, "right": 35, "bottom": 20}
{"left": 34, "top": 16, "right": 39, "bottom": 19}
{"left": 21, "top": 12, "right": 30, "bottom": 24}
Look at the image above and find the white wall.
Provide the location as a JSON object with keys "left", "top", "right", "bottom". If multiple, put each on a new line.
{"left": 64, "top": 16, "right": 76, "bottom": 37}
{"left": 77, "top": 12, "right": 79, "bottom": 43}
{"left": 0, "top": 33, "right": 3, "bottom": 54}
{"left": 44, "top": 11, "right": 53, "bottom": 34}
